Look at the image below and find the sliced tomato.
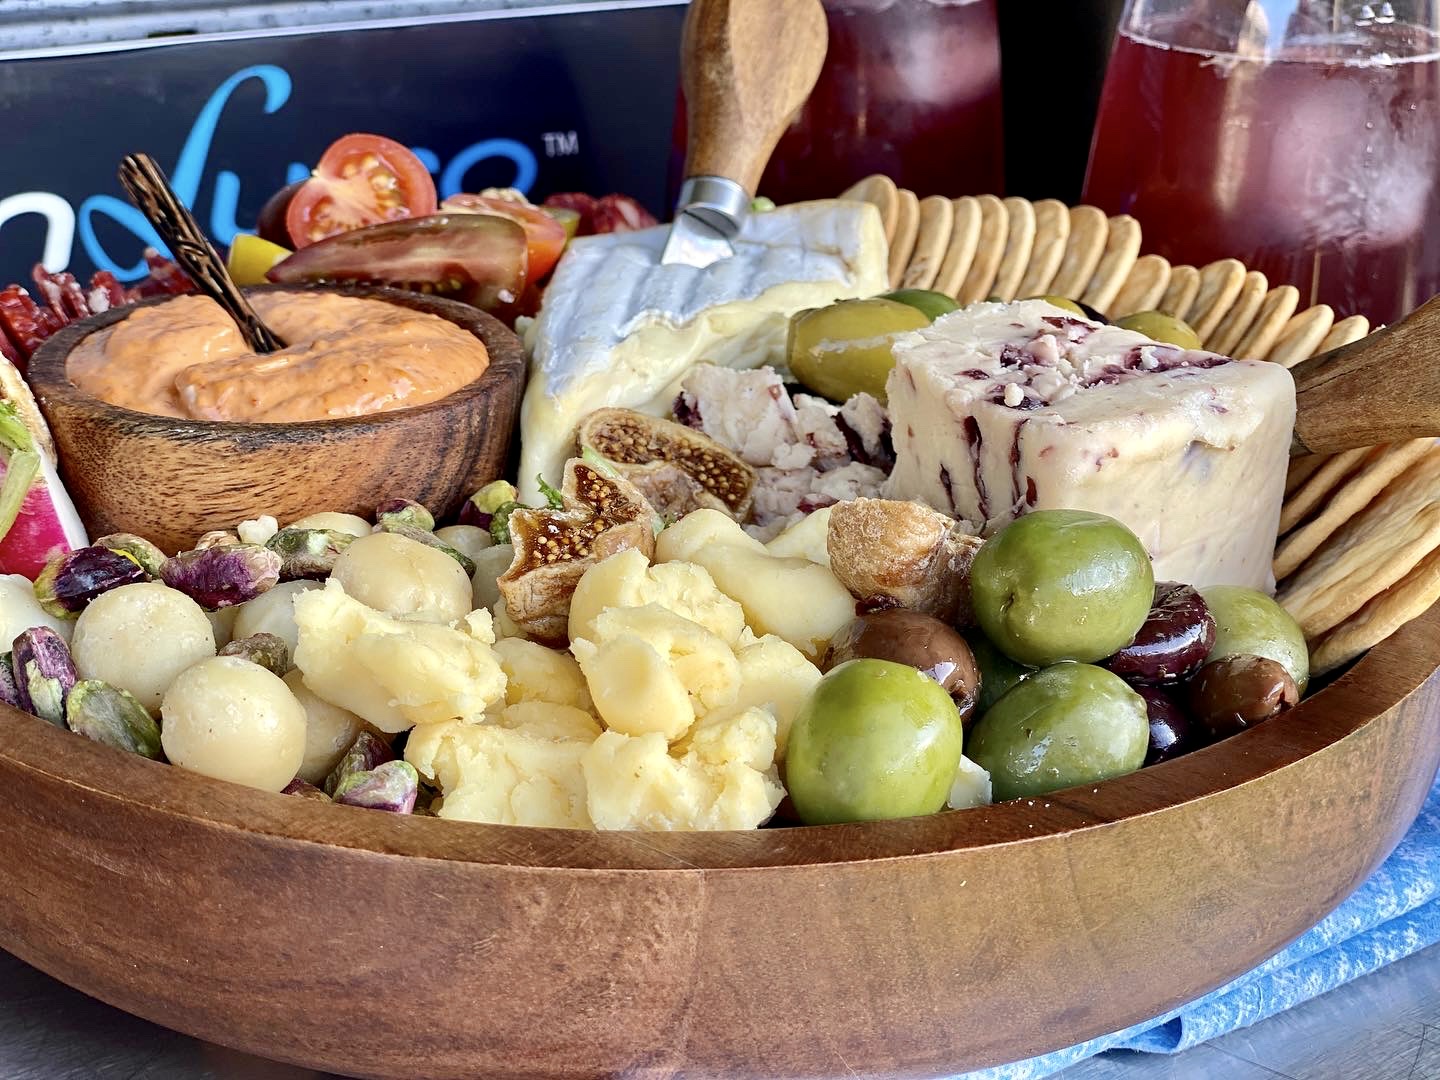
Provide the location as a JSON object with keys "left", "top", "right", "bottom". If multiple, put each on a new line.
{"left": 266, "top": 213, "right": 529, "bottom": 318}
{"left": 286, "top": 134, "right": 437, "bottom": 249}
{"left": 440, "top": 195, "right": 568, "bottom": 281}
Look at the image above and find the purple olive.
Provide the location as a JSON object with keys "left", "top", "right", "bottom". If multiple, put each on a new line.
{"left": 1136, "top": 686, "right": 1203, "bottom": 766}
{"left": 1104, "top": 582, "right": 1215, "bottom": 685}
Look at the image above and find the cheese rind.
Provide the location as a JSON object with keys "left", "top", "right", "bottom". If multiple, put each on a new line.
{"left": 884, "top": 301, "right": 1295, "bottom": 589}
{"left": 517, "top": 200, "right": 889, "bottom": 503}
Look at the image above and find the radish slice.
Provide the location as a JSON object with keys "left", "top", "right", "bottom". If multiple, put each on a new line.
{"left": 0, "top": 402, "right": 87, "bottom": 580}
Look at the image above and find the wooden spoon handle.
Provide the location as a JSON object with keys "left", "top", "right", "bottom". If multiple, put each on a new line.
{"left": 118, "top": 153, "right": 284, "bottom": 354}
{"left": 680, "top": 0, "right": 828, "bottom": 194}
{"left": 1291, "top": 293, "right": 1440, "bottom": 455}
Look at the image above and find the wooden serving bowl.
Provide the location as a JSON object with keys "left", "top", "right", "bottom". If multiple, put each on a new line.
{"left": 26, "top": 284, "right": 526, "bottom": 554}
{"left": 1, "top": 607, "right": 1438, "bottom": 1079}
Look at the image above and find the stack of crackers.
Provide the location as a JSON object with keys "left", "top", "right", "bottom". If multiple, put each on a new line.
{"left": 836, "top": 173, "right": 1440, "bottom": 678}
{"left": 1279, "top": 443, "right": 1440, "bottom": 675}
{"left": 837, "top": 174, "right": 1372, "bottom": 364}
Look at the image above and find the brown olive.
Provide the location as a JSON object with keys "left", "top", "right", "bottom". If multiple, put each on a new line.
{"left": 1186, "top": 655, "right": 1300, "bottom": 739}
{"left": 824, "top": 609, "right": 981, "bottom": 726}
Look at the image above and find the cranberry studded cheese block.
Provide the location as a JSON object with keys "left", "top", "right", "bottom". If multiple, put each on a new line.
{"left": 883, "top": 300, "right": 1295, "bottom": 590}
{"left": 517, "top": 199, "right": 889, "bottom": 504}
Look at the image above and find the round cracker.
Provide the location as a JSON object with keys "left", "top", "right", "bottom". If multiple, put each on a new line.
{"left": 1047, "top": 205, "right": 1108, "bottom": 299}
{"left": 1234, "top": 285, "right": 1300, "bottom": 360}
{"left": 840, "top": 174, "right": 899, "bottom": 243}
{"left": 1158, "top": 265, "right": 1201, "bottom": 319}
{"left": 990, "top": 197, "right": 1037, "bottom": 301}
{"left": 1109, "top": 254, "right": 1171, "bottom": 319}
{"left": 1183, "top": 258, "right": 1247, "bottom": 342}
{"left": 1287, "top": 453, "right": 1333, "bottom": 498}
{"left": 1204, "top": 270, "right": 1268, "bottom": 355}
{"left": 1280, "top": 445, "right": 1373, "bottom": 535}
{"left": 934, "top": 196, "right": 983, "bottom": 300}
{"left": 1267, "top": 304, "right": 1335, "bottom": 368}
{"left": 1081, "top": 214, "right": 1142, "bottom": 315}
{"left": 956, "top": 194, "right": 1010, "bottom": 305}
{"left": 900, "top": 195, "right": 955, "bottom": 291}
{"left": 1274, "top": 439, "right": 1436, "bottom": 581}
{"left": 1015, "top": 199, "right": 1071, "bottom": 299}
{"left": 887, "top": 188, "right": 922, "bottom": 289}
{"left": 0, "top": 356, "right": 56, "bottom": 462}
{"left": 1277, "top": 446, "right": 1440, "bottom": 640}
{"left": 1310, "top": 542, "right": 1440, "bottom": 676}
{"left": 1316, "top": 314, "right": 1371, "bottom": 354}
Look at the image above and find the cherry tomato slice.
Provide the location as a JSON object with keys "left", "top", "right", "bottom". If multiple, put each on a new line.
{"left": 286, "top": 134, "right": 437, "bottom": 249}
{"left": 440, "top": 195, "right": 568, "bottom": 281}
{"left": 266, "top": 213, "right": 528, "bottom": 318}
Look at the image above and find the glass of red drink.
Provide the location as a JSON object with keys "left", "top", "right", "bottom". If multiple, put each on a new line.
{"left": 1083, "top": 0, "right": 1440, "bottom": 326}
{"left": 671, "top": 0, "right": 1005, "bottom": 205}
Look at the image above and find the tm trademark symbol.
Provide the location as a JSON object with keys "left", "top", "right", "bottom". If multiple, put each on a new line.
{"left": 543, "top": 131, "right": 580, "bottom": 157}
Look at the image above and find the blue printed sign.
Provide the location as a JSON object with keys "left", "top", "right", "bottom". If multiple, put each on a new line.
{"left": 0, "top": 3, "right": 685, "bottom": 285}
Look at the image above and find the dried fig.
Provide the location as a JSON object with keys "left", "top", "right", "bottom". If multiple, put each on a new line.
{"left": 498, "top": 458, "right": 657, "bottom": 644}
{"left": 578, "top": 408, "right": 756, "bottom": 521}
{"left": 827, "top": 498, "right": 983, "bottom": 626}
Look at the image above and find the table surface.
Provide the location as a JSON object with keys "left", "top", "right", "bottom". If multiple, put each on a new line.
{"left": 3, "top": 941, "right": 1438, "bottom": 1080}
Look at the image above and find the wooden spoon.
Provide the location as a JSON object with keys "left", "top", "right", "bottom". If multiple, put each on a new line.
{"left": 1292, "top": 293, "right": 1440, "bottom": 455}
{"left": 117, "top": 153, "right": 284, "bottom": 353}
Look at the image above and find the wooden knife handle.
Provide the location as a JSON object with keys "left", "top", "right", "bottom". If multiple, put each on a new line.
{"left": 1292, "top": 293, "right": 1440, "bottom": 455}
{"left": 680, "top": 0, "right": 828, "bottom": 194}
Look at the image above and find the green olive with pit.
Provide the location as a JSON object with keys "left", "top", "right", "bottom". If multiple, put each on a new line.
{"left": 968, "top": 662, "right": 1149, "bottom": 801}
{"left": 786, "top": 298, "right": 931, "bottom": 403}
{"left": 966, "top": 630, "right": 1032, "bottom": 717}
{"left": 1198, "top": 585, "right": 1309, "bottom": 694}
{"left": 880, "top": 288, "right": 960, "bottom": 321}
{"left": 785, "top": 658, "right": 965, "bottom": 825}
{"left": 1030, "top": 294, "right": 1088, "bottom": 317}
{"left": 1114, "top": 310, "right": 1203, "bottom": 350}
{"left": 969, "top": 509, "right": 1155, "bottom": 667}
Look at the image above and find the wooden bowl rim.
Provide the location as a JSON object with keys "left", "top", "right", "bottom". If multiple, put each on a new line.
{"left": 26, "top": 283, "right": 525, "bottom": 441}
{"left": 3, "top": 602, "right": 1437, "bottom": 873}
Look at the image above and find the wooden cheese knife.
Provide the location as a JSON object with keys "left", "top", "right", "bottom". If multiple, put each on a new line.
{"left": 661, "top": 0, "right": 829, "bottom": 268}
{"left": 1292, "top": 293, "right": 1440, "bottom": 455}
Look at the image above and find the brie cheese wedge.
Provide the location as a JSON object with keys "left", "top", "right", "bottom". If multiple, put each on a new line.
{"left": 883, "top": 300, "right": 1296, "bottom": 590}
{"left": 517, "top": 199, "right": 889, "bottom": 504}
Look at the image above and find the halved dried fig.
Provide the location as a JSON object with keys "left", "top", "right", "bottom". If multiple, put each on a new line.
{"left": 827, "top": 498, "right": 983, "bottom": 626}
{"left": 498, "top": 459, "right": 657, "bottom": 644}
{"left": 577, "top": 408, "right": 756, "bottom": 521}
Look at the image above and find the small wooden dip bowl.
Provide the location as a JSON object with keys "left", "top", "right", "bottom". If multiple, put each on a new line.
{"left": 26, "top": 284, "right": 525, "bottom": 554}
{"left": 0, "top": 604, "right": 1437, "bottom": 1079}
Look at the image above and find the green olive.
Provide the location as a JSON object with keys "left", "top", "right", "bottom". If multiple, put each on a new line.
{"left": 785, "top": 658, "right": 965, "bottom": 824}
{"left": 880, "top": 288, "right": 960, "bottom": 321}
{"left": 786, "top": 298, "right": 931, "bottom": 403}
{"left": 968, "top": 662, "right": 1149, "bottom": 801}
{"left": 1029, "top": 294, "right": 1087, "bottom": 317}
{"left": 965, "top": 631, "right": 1032, "bottom": 717}
{"left": 1114, "top": 310, "right": 1203, "bottom": 350}
{"left": 969, "top": 509, "right": 1155, "bottom": 667}
{"left": 1198, "top": 585, "right": 1309, "bottom": 694}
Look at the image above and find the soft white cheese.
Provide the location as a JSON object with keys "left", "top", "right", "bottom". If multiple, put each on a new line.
{"left": 884, "top": 300, "right": 1296, "bottom": 589}
{"left": 517, "top": 200, "right": 889, "bottom": 503}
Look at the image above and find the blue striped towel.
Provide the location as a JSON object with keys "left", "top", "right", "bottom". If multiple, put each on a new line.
{"left": 955, "top": 770, "right": 1440, "bottom": 1079}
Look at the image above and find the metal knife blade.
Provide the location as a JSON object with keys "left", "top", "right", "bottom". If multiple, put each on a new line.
{"left": 660, "top": 208, "right": 734, "bottom": 269}
{"left": 661, "top": 176, "right": 749, "bottom": 268}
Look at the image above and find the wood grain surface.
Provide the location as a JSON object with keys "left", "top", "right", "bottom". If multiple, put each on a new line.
{"left": 0, "top": 602, "right": 1437, "bottom": 1079}
{"left": 1290, "top": 293, "right": 1440, "bottom": 455}
{"left": 25, "top": 285, "right": 525, "bottom": 554}
{"left": 679, "top": 0, "right": 828, "bottom": 193}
